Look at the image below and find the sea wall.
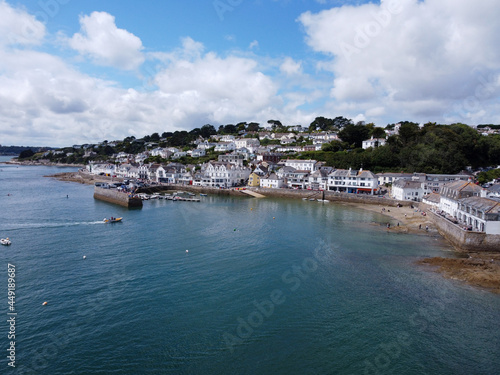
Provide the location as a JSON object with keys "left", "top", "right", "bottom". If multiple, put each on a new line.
{"left": 426, "top": 210, "right": 500, "bottom": 252}
{"left": 93, "top": 187, "right": 143, "bottom": 208}
{"left": 138, "top": 184, "right": 412, "bottom": 207}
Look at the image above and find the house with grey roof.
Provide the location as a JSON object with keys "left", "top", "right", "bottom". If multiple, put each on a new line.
{"left": 457, "top": 196, "right": 500, "bottom": 234}
{"left": 327, "top": 168, "right": 378, "bottom": 194}
{"left": 439, "top": 181, "right": 485, "bottom": 218}
{"left": 391, "top": 180, "right": 424, "bottom": 201}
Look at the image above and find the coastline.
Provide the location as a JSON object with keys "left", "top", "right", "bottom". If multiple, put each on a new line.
{"left": 2, "top": 159, "right": 85, "bottom": 168}
{"left": 45, "top": 170, "right": 500, "bottom": 293}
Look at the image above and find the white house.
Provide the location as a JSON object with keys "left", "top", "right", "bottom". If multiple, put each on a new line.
{"left": 234, "top": 138, "right": 260, "bottom": 149}
{"left": 260, "top": 173, "right": 285, "bottom": 189}
{"left": 190, "top": 149, "right": 206, "bottom": 158}
{"left": 362, "top": 137, "right": 387, "bottom": 149}
{"left": 439, "top": 181, "right": 484, "bottom": 218}
{"left": 457, "top": 196, "right": 500, "bottom": 234}
{"left": 201, "top": 162, "right": 251, "bottom": 188}
{"left": 391, "top": 180, "right": 424, "bottom": 201}
{"left": 221, "top": 135, "right": 236, "bottom": 142}
{"left": 214, "top": 142, "right": 236, "bottom": 152}
{"left": 377, "top": 173, "right": 413, "bottom": 187}
{"left": 327, "top": 168, "right": 378, "bottom": 194}
{"left": 284, "top": 159, "right": 317, "bottom": 172}
{"left": 308, "top": 169, "right": 329, "bottom": 191}
{"left": 284, "top": 170, "right": 310, "bottom": 189}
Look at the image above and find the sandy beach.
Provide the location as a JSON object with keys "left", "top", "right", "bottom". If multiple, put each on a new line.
{"left": 348, "top": 201, "right": 435, "bottom": 234}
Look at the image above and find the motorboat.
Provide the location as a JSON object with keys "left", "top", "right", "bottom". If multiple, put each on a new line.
{"left": 103, "top": 217, "right": 123, "bottom": 223}
{"left": 1, "top": 238, "right": 12, "bottom": 246}
{"left": 200, "top": 193, "right": 208, "bottom": 196}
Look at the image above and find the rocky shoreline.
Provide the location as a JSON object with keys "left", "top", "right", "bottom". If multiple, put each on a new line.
{"left": 418, "top": 254, "right": 500, "bottom": 294}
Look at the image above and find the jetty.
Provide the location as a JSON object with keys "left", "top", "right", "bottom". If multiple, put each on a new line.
{"left": 93, "top": 187, "right": 143, "bottom": 208}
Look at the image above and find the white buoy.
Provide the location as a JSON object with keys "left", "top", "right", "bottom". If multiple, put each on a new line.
{"left": 186, "top": 250, "right": 189, "bottom": 253}
{"left": 83, "top": 255, "right": 87, "bottom": 259}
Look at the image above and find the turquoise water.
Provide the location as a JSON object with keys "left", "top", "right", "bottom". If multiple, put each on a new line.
{"left": 0, "top": 157, "right": 499, "bottom": 375}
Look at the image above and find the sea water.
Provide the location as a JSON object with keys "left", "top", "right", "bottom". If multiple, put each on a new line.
{"left": 0, "top": 157, "right": 499, "bottom": 375}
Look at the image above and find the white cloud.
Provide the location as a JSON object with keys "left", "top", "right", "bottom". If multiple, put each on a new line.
{"left": 249, "top": 40, "right": 259, "bottom": 49}
{"left": 68, "top": 11, "right": 144, "bottom": 70}
{"left": 299, "top": 0, "right": 500, "bottom": 124}
{"left": 154, "top": 43, "right": 279, "bottom": 124}
{"left": 0, "top": 1, "right": 45, "bottom": 46}
{"left": 280, "top": 57, "right": 302, "bottom": 76}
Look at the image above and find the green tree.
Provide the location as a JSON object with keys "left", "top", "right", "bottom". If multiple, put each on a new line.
{"left": 19, "top": 149, "right": 34, "bottom": 159}
{"left": 247, "top": 122, "right": 260, "bottom": 132}
{"left": 338, "top": 124, "right": 370, "bottom": 148}
{"left": 200, "top": 124, "right": 217, "bottom": 138}
{"left": 371, "top": 127, "right": 386, "bottom": 139}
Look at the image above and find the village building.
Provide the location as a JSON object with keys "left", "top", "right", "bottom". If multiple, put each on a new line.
{"left": 327, "top": 168, "right": 378, "bottom": 195}
{"left": 283, "top": 159, "right": 317, "bottom": 172}
{"left": 391, "top": 180, "right": 424, "bottom": 201}
{"left": 260, "top": 173, "right": 285, "bottom": 189}
{"left": 439, "top": 181, "right": 484, "bottom": 218}
{"left": 362, "top": 137, "right": 387, "bottom": 149}
{"left": 456, "top": 197, "right": 500, "bottom": 234}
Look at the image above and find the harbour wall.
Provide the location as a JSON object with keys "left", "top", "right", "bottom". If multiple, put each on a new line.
{"left": 423, "top": 205, "right": 500, "bottom": 252}
{"left": 138, "top": 184, "right": 412, "bottom": 207}
{"left": 93, "top": 187, "right": 143, "bottom": 208}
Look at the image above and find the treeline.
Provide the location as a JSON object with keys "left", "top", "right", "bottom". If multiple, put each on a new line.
{"left": 300, "top": 123, "right": 500, "bottom": 174}
{"left": 0, "top": 146, "right": 50, "bottom": 156}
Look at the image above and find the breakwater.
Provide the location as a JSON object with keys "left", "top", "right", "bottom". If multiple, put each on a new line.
{"left": 93, "top": 187, "right": 143, "bottom": 208}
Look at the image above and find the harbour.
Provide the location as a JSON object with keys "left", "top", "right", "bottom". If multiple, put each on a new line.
{"left": 1, "top": 159, "right": 500, "bottom": 375}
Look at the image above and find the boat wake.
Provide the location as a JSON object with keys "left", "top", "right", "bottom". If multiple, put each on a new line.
{"left": 1, "top": 221, "right": 106, "bottom": 231}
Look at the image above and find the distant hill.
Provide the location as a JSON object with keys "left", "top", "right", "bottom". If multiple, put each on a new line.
{"left": 0, "top": 145, "right": 54, "bottom": 156}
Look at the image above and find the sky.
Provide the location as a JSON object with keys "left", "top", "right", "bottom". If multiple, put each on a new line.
{"left": 1, "top": 0, "right": 499, "bottom": 147}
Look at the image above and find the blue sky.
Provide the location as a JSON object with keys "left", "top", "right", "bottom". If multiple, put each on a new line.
{"left": 1, "top": 0, "right": 499, "bottom": 146}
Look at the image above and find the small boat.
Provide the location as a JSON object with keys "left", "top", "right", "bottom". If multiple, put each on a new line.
{"left": 302, "top": 197, "right": 307, "bottom": 201}
{"left": 200, "top": 193, "right": 208, "bottom": 196}
{"left": 1, "top": 238, "right": 12, "bottom": 246}
{"left": 103, "top": 217, "right": 123, "bottom": 223}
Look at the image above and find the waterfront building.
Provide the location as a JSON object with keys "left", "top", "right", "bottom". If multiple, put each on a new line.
{"left": 439, "top": 181, "right": 484, "bottom": 218}
{"left": 377, "top": 173, "right": 413, "bottom": 186}
{"left": 260, "top": 173, "right": 285, "bottom": 189}
{"left": 327, "top": 168, "right": 378, "bottom": 195}
{"left": 456, "top": 196, "right": 500, "bottom": 234}
{"left": 248, "top": 173, "right": 261, "bottom": 187}
{"left": 421, "top": 172, "right": 473, "bottom": 193}
{"left": 200, "top": 162, "right": 251, "bottom": 188}
{"left": 308, "top": 169, "right": 329, "bottom": 191}
{"left": 285, "top": 170, "right": 310, "bottom": 189}
{"left": 391, "top": 180, "right": 424, "bottom": 201}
